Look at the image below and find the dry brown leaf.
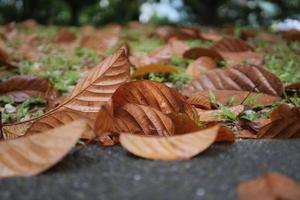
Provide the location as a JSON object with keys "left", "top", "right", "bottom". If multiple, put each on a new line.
{"left": 25, "top": 109, "right": 94, "bottom": 137}
{"left": 182, "top": 64, "right": 283, "bottom": 97}
{"left": 219, "top": 51, "right": 264, "bottom": 67}
{"left": 186, "top": 57, "right": 217, "bottom": 79}
{"left": 183, "top": 47, "right": 223, "bottom": 60}
{"left": 0, "top": 119, "right": 87, "bottom": 178}
{"left": 1, "top": 122, "right": 33, "bottom": 140}
{"left": 53, "top": 29, "right": 76, "bottom": 43}
{"left": 2, "top": 47, "right": 129, "bottom": 139}
{"left": 120, "top": 125, "right": 220, "bottom": 160}
{"left": 167, "top": 113, "right": 200, "bottom": 134}
{"left": 60, "top": 46, "right": 130, "bottom": 114}
{"left": 285, "top": 82, "right": 300, "bottom": 90}
{"left": 0, "top": 75, "right": 57, "bottom": 103}
{"left": 282, "top": 29, "right": 300, "bottom": 42}
{"left": 131, "top": 64, "right": 179, "bottom": 78}
{"left": 237, "top": 172, "right": 300, "bottom": 200}
{"left": 112, "top": 80, "right": 186, "bottom": 114}
{"left": 216, "top": 126, "right": 235, "bottom": 142}
{"left": 197, "top": 90, "right": 281, "bottom": 107}
{"left": 187, "top": 93, "right": 211, "bottom": 109}
{"left": 0, "top": 45, "right": 14, "bottom": 67}
{"left": 156, "top": 26, "right": 200, "bottom": 41}
{"left": 114, "top": 104, "right": 175, "bottom": 136}
{"left": 197, "top": 105, "right": 244, "bottom": 122}
{"left": 94, "top": 103, "right": 118, "bottom": 146}
{"left": 258, "top": 104, "right": 300, "bottom": 139}
{"left": 168, "top": 39, "right": 189, "bottom": 57}
{"left": 211, "top": 37, "right": 254, "bottom": 52}
{"left": 199, "top": 31, "right": 222, "bottom": 41}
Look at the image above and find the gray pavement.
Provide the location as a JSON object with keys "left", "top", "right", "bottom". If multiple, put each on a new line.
{"left": 1, "top": 139, "right": 300, "bottom": 200}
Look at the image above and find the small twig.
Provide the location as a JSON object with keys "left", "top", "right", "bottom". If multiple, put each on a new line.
{"left": 241, "top": 84, "right": 259, "bottom": 105}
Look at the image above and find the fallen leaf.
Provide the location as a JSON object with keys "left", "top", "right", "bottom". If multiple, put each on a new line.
{"left": 2, "top": 47, "right": 129, "bottom": 139}
{"left": 120, "top": 125, "right": 220, "bottom": 160}
{"left": 112, "top": 80, "right": 186, "bottom": 114}
{"left": 197, "top": 90, "right": 281, "bottom": 107}
{"left": 186, "top": 56, "right": 217, "bottom": 79}
{"left": 0, "top": 75, "right": 57, "bottom": 103}
{"left": 183, "top": 47, "right": 223, "bottom": 60}
{"left": 187, "top": 93, "right": 211, "bottom": 109}
{"left": 182, "top": 64, "right": 283, "bottom": 97}
{"left": 156, "top": 26, "right": 200, "bottom": 41}
{"left": 211, "top": 37, "right": 254, "bottom": 52}
{"left": 53, "top": 29, "right": 76, "bottom": 43}
{"left": 168, "top": 39, "right": 189, "bottom": 57}
{"left": 94, "top": 103, "right": 118, "bottom": 146}
{"left": 0, "top": 119, "right": 87, "bottom": 178}
{"left": 282, "top": 29, "right": 300, "bottom": 42}
{"left": 216, "top": 126, "right": 235, "bottom": 142}
{"left": 60, "top": 46, "right": 130, "bottom": 114}
{"left": 219, "top": 51, "right": 264, "bottom": 67}
{"left": 197, "top": 105, "right": 244, "bottom": 122}
{"left": 237, "top": 172, "right": 300, "bottom": 200}
{"left": 114, "top": 104, "right": 175, "bottom": 136}
{"left": 25, "top": 109, "right": 94, "bottom": 137}
{"left": 258, "top": 104, "right": 300, "bottom": 139}
{"left": 131, "top": 64, "right": 179, "bottom": 78}
{"left": 0, "top": 45, "right": 14, "bottom": 67}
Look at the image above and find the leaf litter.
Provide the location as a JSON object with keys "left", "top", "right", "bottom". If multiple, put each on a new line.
{"left": 0, "top": 22, "right": 299, "bottom": 185}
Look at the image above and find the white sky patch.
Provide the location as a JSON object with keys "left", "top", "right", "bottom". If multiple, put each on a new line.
{"left": 139, "top": 0, "right": 183, "bottom": 23}
{"left": 99, "top": 0, "right": 109, "bottom": 8}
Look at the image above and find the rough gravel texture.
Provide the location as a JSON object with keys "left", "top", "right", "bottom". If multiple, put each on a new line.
{"left": 1, "top": 139, "right": 300, "bottom": 200}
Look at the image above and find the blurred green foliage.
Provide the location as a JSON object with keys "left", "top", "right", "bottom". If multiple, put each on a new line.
{"left": 0, "top": 0, "right": 300, "bottom": 26}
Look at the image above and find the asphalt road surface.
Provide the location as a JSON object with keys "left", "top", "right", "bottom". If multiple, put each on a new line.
{"left": 1, "top": 139, "right": 300, "bottom": 200}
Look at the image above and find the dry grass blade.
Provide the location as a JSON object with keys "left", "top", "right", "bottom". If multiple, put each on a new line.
{"left": 0, "top": 119, "right": 87, "bottom": 178}
{"left": 131, "top": 64, "right": 179, "bottom": 78}
{"left": 112, "top": 80, "right": 186, "bottom": 114}
{"left": 182, "top": 64, "right": 283, "bottom": 96}
{"left": 120, "top": 125, "right": 220, "bottom": 160}
{"left": 114, "top": 104, "right": 175, "bottom": 136}
{"left": 257, "top": 104, "right": 300, "bottom": 139}
{"left": 237, "top": 172, "right": 300, "bottom": 200}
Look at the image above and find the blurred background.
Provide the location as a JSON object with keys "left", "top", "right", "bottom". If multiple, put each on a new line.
{"left": 0, "top": 0, "right": 300, "bottom": 26}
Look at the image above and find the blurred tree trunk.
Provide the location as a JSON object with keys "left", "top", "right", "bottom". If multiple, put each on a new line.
{"left": 183, "top": 0, "right": 226, "bottom": 25}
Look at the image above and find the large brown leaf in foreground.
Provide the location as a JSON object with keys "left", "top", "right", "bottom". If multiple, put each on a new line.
{"left": 2, "top": 47, "right": 129, "bottom": 139}
{"left": 182, "top": 64, "right": 283, "bottom": 96}
{"left": 25, "top": 110, "right": 94, "bottom": 138}
{"left": 114, "top": 104, "right": 175, "bottom": 136}
{"left": 120, "top": 125, "right": 220, "bottom": 160}
{"left": 237, "top": 173, "right": 300, "bottom": 200}
{"left": 62, "top": 46, "right": 130, "bottom": 113}
{"left": 196, "top": 90, "right": 281, "bottom": 107}
{"left": 112, "top": 80, "right": 186, "bottom": 114}
{"left": 258, "top": 104, "right": 300, "bottom": 138}
{"left": 0, "top": 75, "right": 56, "bottom": 103}
{"left": 0, "top": 119, "right": 87, "bottom": 178}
